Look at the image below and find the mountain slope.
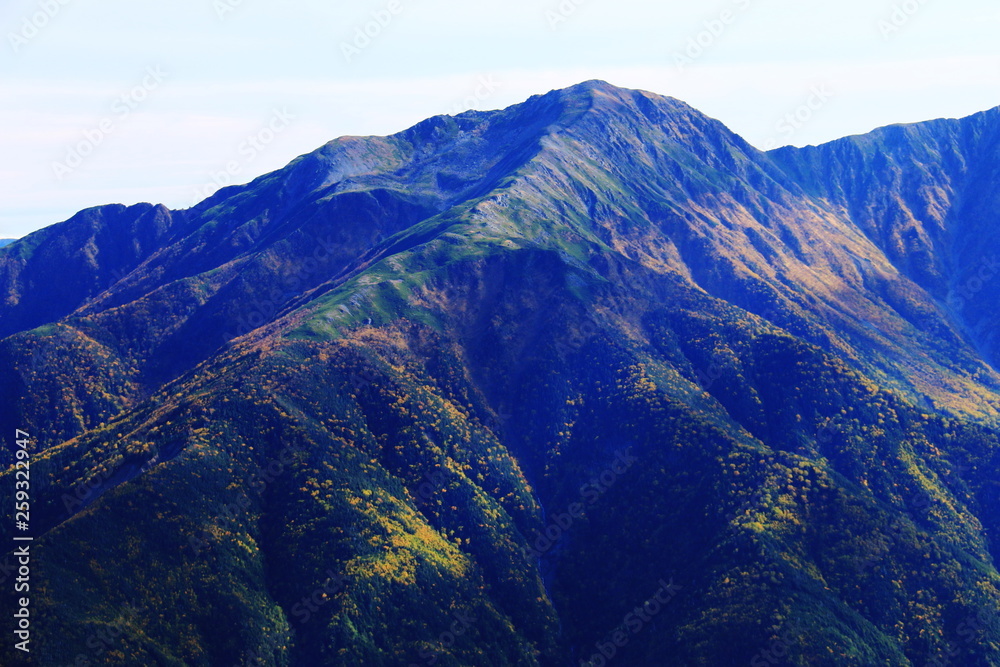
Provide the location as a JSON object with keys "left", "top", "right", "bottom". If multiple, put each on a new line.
{"left": 771, "top": 108, "right": 1000, "bottom": 367}
{"left": 2, "top": 81, "right": 999, "bottom": 666}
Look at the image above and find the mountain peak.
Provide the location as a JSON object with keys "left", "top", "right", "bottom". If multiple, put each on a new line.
{"left": 5, "top": 79, "right": 1000, "bottom": 667}
{"left": 558, "top": 78, "right": 626, "bottom": 96}
{"left": 560, "top": 79, "right": 692, "bottom": 109}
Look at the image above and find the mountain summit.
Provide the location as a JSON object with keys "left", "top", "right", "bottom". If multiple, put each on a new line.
{"left": 2, "top": 81, "right": 999, "bottom": 666}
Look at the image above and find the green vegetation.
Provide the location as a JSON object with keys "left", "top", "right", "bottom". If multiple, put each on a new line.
{"left": 2, "top": 81, "right": 999, "bottom": 665}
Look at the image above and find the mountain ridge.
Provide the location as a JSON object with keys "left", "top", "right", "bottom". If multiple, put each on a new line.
{"left": 2, "top": 80, "right": 999, "bottom": 666}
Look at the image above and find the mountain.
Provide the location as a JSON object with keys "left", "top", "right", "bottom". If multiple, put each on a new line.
{"left": 0, "top": 239, "right": 15, "bottom": 248}
{"left": 2, "top": 80, "right": 999, "bottom": 666}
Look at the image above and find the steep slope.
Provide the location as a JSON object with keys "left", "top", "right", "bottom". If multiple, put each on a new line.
{"left": 771, "top": 107, "right": 1000, "bottom": 367}
{"left": 2, "top": 81, "right": 999, "bottom": 666}
{"left": 0, "top": 203, "right": 194, "bottom": 338}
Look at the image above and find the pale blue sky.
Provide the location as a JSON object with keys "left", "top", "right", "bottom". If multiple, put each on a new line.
{"left": 2, "top": 0, "right": 998, "bottom": 238}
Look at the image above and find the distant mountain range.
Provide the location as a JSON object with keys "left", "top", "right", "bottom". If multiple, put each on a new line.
{"left": 2, "top": 80, "right": 998, "bottom": 666}
{"left": 0, "top": 239, "right": 15, "bottom": 248}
